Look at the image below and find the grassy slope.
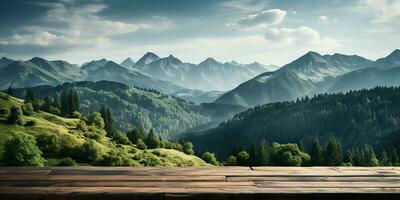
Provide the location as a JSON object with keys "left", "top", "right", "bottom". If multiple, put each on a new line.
{"left": 0, "top": 92, "right": 208, "bottom": 166}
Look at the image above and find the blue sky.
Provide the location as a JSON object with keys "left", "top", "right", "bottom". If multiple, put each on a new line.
{"left": 0, "top": 0, "right": 399, "bottom": 65}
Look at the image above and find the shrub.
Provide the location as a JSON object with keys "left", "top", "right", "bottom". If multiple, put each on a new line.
{"left": 76, "top": 120, "right": 88, "bottom": 132}
{"left": 57, "top": 157, "right": 77, "bottom": 166}
{"left": 98, "top": 150, "right": 138, "bottom": 166}
{"left": 183, "top": 142, "right": 194, "bottom": 155}
{"left": 0, "top": 108, "right": 8, "bottom": 115}
{"left": 89, "top": 112, "right": 105, "bottom": 129}
{"left": 72, "top": 111, "right": 81, "bottom": 118}
{"left": 111, "top": 130, "right": 131, "bottom": 145}
{"left": 224, "top": 155, "right": 238, "bottom": 166}
{"left": 2, "top": 134, "right": 44, "bottom": 166}
{"left": 23, "top": 103, "right": 34, "bottom": 116}
{"left": 7, "top": 106, "right": 24, "bottom": 125}
{"left": 136, "top": 139, "right": 147, "bottom": 150}
{"left": 49, "top": 106, "right": 61, "bottom": 115}
{"left": 36, "top": 133, "right": 62, "bottom": 156}
{"left": 237, "top": 151, "right": 250, "bottom": 166}
{"left": 270, "top": 143, "right": 310, "bottom": 166}
{"left": 81, "top": 139, "right": 104, "bottom": 163}
{"left": 25, "top": 120, "right": 36, "bottom": 126}
{"left": 202, "top": 151, "right": 218, "bottom": 166}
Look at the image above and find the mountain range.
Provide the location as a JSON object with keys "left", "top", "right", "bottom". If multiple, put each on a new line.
{"left": 215, "top": 49, "right": 400, "bottom": 107}
{"left": 0, "top": 53, "right": 276, "bottom": 103}
{"left": 122, "top": 52, "right": 277, "bottom": 91}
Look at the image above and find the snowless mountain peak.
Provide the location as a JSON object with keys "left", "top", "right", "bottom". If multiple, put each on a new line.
{"left": 386, "top": 49, "right": 400, "bottom": 59}
{"left": 200, "top": 57, "right": 219, "bottom": 65}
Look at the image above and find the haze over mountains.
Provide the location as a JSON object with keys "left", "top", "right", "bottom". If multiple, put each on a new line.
{"left": 215, "top": 49, "right": 400, "bottom": 107}
{"left": 122, "top": 52, "right": 276, "bottom": 91}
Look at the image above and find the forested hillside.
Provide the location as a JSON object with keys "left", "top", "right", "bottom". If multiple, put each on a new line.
{"left": 11, "top": 81, "right": 245, "bottom": 138}
{"left": 186, "top": 87, "right": 400, "bottom": 158}
{"left": 0, "top": 92, "right": 208, "bottom": 166}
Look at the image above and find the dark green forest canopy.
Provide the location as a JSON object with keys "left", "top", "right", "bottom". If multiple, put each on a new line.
{"left": 185, "top": 86, "right": 400, "bottom": 158}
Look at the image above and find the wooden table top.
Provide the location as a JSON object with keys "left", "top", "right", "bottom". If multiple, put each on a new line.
{"left": 1, "top": 166, "right": 400, "bottom": 200}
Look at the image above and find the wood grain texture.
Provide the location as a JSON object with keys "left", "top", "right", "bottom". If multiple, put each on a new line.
{"left": 0, "top": 167, "right": 400, "bottom": 200}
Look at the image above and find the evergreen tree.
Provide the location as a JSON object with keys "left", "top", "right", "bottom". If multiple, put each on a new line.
{"left": 126, "top": 129, "right": 145, "bottom": 144}
{"left": 310, "top": 138, "right": 323, "bottom": 166}
{"left": 100, "top": 105, "right": 113, "bottom": 132}
{"left": 60, "top": 91, "right": 68, "bottom": 116}
{"left": 380, "top": 150, "right": 390, "bottom": 166}
{"left": 343, "top": 150, "right": 353, "bottom": 165}
{"left": 390, "top": 147, "right": 399, "bottom": 166}
{"left": 145, "top": 129, "right": 160, "bottom": 149}
{"left": 7, "top": 86, "right": 13, "bottom": 96}
{"left": 42, "top": 97, "right": 52, "bottom": 112}
{"left": 24, "top": 88, "right": 35, "bottom": 103}
{"left": 259, "top": 139, "right": 270, "bottom": 166}
{"left": 362, "top": 144, "right": 379, "bottom": 166}
{"left": 323, "top": 137, "right": 342, "bottom": 166}
{"left": 249, "top": 144, "right": 260, "bottom": 166}
{"left": 53, "top": 94, "right": 60, "bottom": 109}
{"left": 7, "top": 106, "right": 24, "bottom": 125}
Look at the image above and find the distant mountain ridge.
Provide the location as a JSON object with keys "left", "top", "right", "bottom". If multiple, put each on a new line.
{"left": 125, "top": 53, "right": 275, "bottom": 91}
{"left": 215, "top": 50, "right": 400, "bottom": 107}
{"left": 0, "top": 57, "right": 183, "bottom": 94}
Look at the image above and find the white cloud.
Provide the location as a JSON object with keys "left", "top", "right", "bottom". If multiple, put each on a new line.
{"left": 227, "top": 9, "right": 287, "bottom": 29}
{"left": 0, "top": 31, "right": 61, "bottom": 46}
{"left": 318, "top": 16, "right": 328, "bottom": 23}
{"left": 0, "top": 0, "right": 155, "bottom": 49}
{"left": 264, "top": 26, "right": 340, "bottom": 50}
{"left": 357, "top": 0, "right": 400, "bottom": 24}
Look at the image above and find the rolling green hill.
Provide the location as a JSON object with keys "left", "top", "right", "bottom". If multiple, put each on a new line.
{"left": 0, "top": 92, "right": 208, "bottom": 166}
{"left": 12, "top": 81, "right": 245, "bottom": 138}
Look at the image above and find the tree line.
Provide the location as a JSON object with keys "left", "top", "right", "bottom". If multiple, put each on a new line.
{"left": 198, "top": 136, "right": 400, "bottom": 167}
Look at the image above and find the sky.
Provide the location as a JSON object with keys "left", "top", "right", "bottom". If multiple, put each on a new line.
{"left": 0, "top": 0, "right": 399, "bottom": 66}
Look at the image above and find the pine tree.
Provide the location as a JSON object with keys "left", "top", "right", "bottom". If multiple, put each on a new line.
{"left": 42, "top": 97, "right": 52, "bottom": 112}
{"left": 53, "top": 94, "right": 60, "bottom": 109}
{"left": 323, "top": 137, "right": 342, "bottom": 166}
{"left": 362, "top": 144, "right": 379, "bottom": 166}
{"left": 24, "top": 89, "right": 35, "bottom": 103}
{"left": 259, "top": 139, "right": 270, "bottom": 166}
{"left": 390, "top": 147, "right": 399, "bottom": 166}
{"left": 7, "top": 106, "right": 23, "bottom": 125}
{"left": 310, "top": 138, "right": 323, "bottom": 166}
{"left": 145, "top": 129, "right": 160, "bottom": 149}
{"left": 249, "top": 144, "right": 260, "bottom": 166}
{"left": 7, "top": 86, "right": 13, "bottom": 96}
{"left": 343, "top": 150, "right": 353, "bottom": 165}
{"left": 380, "top": 150, "right": 390, "bottom": 166}
{"left": 60, "top": 91, "right": 68, "bottom": 116}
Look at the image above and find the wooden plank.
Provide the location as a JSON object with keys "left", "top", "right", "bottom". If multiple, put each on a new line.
{"left": 0, "top": 175, "right": 227, "bottom": 182}
{"left": 0, "top": 180, "right": 255, "bottom": 187}
{"left": 255, "top": 181, "right": 400, "bottom": 188}
{"left": 227, "top": 176, "right": 400, "bottom": 182}
{"left": 1, "top": 186, "right": 400, "bottom": 194}
{"left": 0, "top": 169, "right": 51, "bottom": 175}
